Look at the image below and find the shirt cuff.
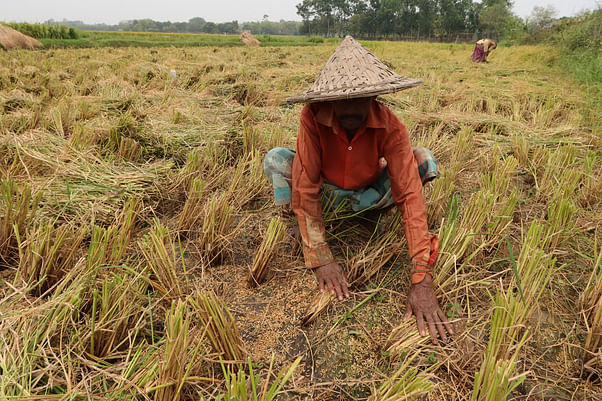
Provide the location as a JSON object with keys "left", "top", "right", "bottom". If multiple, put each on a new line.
{"left": 303, "top": 243, "right": 334, "bottom": 269}
{"left": 411, "top": 253, "right": 432, "bottom": 284}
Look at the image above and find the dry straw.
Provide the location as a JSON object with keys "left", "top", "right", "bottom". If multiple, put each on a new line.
{"left": 140, "top": 221, "right": 186, "bottom": 299}
{"left": 240, "top": 31, "right": 260, "bottom": 47}
{"left": 0, "top": 24, "right": 42, "bottom": 50}
{"left": 191, "top": 291, "right": 246, "bottom": 364}
{"left": 581, "top": 233, "right": 601, "bottom": 377}
{"left": 368, "top": 352, "right": 434, "bottom": 401}
{"left": 248, "top": 217, "right": 286, "bottom": 287}
{"left": 301, "top": 215, "right": 402, "bottom": 325}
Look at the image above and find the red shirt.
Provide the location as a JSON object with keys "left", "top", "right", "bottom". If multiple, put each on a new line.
{"left": 292, "top": 100, "right": 431, "bottom": 283}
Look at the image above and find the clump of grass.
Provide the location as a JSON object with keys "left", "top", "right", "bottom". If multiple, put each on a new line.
{"left": 190, "top": 291, "right": 246, "bottom": 363}
{"left": 177, "top": 178, "right": 206, "bottom": 233}
{"left": 198, "top": 192, "right": 237, "bottom": 265}
{"left": 248, "top": 217, "right": 285, "bottom": 288}
{"left": 88, "top": 198, "right": 140, "bottom": 268}
{"left": 15, "top": 221, "right": 86, "bottom": 295}
{"left": 214, "top": 355, "right": 302, "bottom": 401}
{"left": 153, "top": 299, "right": 191, "bottom": 401}
{"left": 85, "top": 271, "right": 148, "bottom": 359}
{"left": 368, "top": 352, "right": 434, "bottom": 401}
{"left": 0, "top": 179, "right": 40, "bottom": 268}
{"left": 140, "top": 220, "right": 187, "bottom": 299}
{"left": 471, "top": 220, "right": 556, "bottom": 400}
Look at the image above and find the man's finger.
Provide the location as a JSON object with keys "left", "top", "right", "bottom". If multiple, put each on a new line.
{"left": 415, "top": 311, "right": 426, "bottom": 337}
{"left": 437, "top": 308, "right": 455, "bottom": 336}
{"left": 341, "top": 279, "right": 350, "bottom": 299}
{"left": 327, "top": 278, "right": 336, "bottom": 297}
{"left": 318, "top": 277, "right": 325, "bottom": 293}
{"left": 403, "top": 300, "right": 413, "bottom": 321}
{"left": 330, "top": 278, "right": 343, "bottom": 301}
{"left": 425, "top": 314, "right": 439, "bottom": 345}
{"left": 434, "top": 313, "right": 448, "bottom": 343}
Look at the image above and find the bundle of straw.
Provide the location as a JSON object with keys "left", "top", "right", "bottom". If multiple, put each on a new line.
{"left": 248, "top": 218, "right": 285, "bottom": 287}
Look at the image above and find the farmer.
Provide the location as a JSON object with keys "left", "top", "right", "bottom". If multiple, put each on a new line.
{"left": 472, "top": 38, "right": 497, "bottom": 62}
{"left": 264, "top": 36, "right": 453, "bottom": 344}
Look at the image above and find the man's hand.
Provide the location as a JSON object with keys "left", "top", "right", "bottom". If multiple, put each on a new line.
{"left": 404, "top": 274, "right": 454, "bottom": 345}
{"left": 314, "top": 261, "right": 350, "bottom": 301}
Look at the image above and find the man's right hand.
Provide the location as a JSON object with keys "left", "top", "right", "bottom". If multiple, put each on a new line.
{"left": 314, "top": 262, "right": 350, "bottom": 301}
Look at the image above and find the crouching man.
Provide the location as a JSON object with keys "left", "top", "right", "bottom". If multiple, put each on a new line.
{"left": 264, "top": 36, "right": 453, "bottom": 344}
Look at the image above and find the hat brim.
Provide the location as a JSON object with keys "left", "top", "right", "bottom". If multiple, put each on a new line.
{"left": 287, "top": 77, "right": 423, "bottom": 103}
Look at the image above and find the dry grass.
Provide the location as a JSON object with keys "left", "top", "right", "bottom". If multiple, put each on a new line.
{"left": 0, "top": 40, "right": 599, "bottom": 400}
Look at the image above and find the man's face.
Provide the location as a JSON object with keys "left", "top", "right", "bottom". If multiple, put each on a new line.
{"left": 332, "top": 97, "right": 374, "bottom": 133}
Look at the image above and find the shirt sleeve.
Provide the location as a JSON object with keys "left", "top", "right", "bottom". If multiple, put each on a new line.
{"left": 381, "top": 114, "right": 431, "bottom": 283}
{"left": 292, "top": 106, "right": 334, "bottom": 269}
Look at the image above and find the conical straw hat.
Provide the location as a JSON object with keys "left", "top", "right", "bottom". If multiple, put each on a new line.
{"left": 287, "top": 35, "right": 422, "bottom": 103}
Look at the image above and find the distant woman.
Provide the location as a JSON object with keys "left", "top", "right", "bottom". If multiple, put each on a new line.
{"left": 472, "top": 38, "right": 496, "bottom": 62}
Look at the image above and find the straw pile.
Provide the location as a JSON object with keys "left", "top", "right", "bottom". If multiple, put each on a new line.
{"left": 0, "top": 24, "right": 42, "bottom": 50}
{"left": 240, "top": 31, "right": 260, "bottom": 47}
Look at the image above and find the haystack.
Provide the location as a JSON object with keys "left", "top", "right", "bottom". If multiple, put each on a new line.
{"left": 240, "top": 31, "right": 260, "bottom": 47}
{"left": 0, "top": 24, "right": 42, "bottom": 50}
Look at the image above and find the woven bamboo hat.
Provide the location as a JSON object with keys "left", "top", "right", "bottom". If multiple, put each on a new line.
{"left": 287, "top": 35, "right": 423, "bottom": 103}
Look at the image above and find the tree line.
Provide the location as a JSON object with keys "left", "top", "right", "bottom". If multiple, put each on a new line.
{"left": 46, "top": 18, "right": 302, "bottom": 36}
{"left": 296, "top": 0, "right": 515, "bottom": 40}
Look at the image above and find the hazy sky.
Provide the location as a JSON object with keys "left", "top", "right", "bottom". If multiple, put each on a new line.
{"left": 2, "top": 0, "right": 599, "bottom": 25}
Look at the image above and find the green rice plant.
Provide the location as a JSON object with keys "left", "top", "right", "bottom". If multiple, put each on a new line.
{"left": 190, "top": 291, "right": 246, "bottom": 363}
{"left": 115, "top": 342, "right": 160, "bottom": 395}
{"left": 544, "top": 196, "right": 576, "bottom": 251}
{"left": 88, "top": 198, "right": 140, "bottom": 269}
{"left": 511, "top": 134, "right": 530, "bottom": 167}
{"left": 15, "top": 221, "right": 85, "bottom": 295}
{"left": 224, "top": 151, "right": 265, "bottom": 210}
{"left": 248, "top": 218, "right": 285, "bottom": 287}
{"left": 537, "top": 145, "right": 578, "bottom": 199}
{"left": 427, "top": 166, "right": 457, "bottom": 225}
{"left": 0, "top": 258, "right": 89, "bottom": 397}
{"left": 153, "top": 299, "right": 191, "bottom": 401}
{"left": 0, "top": 179, "right": 40, "bottom": 268}
{"left": 579, "top": 150, "right": 601, "bottom": 209}
{"left": 140, "top": 221, "right": 186, "bottom": 299}
{"left": 470, "top": 290, "right": 529, "bottom": 401}
{"left": 85, "top": 271, "right": 148, "bottom": 359}
{"left": 211, "top": 355, "right": 302, "bottom": 401}
{"left": 177, "top": 178, "right": 206, "bottom": 233}
{"left": 472, "top": 220, "right": 556, "bottom": 400}
{"left": 367, "top": 352, "right": 434, "bottom": 401}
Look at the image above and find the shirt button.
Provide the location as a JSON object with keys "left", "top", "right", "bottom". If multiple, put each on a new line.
{"left": 347, "top": 146, "right": 352, "bottom": 150}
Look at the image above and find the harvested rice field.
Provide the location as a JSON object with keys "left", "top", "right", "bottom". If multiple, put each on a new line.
{"left": 0, "top": 41, "right": 600, "bottom": 400}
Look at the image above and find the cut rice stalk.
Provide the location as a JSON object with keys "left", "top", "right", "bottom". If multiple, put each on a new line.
{"left": 140, "top": 220, "right": 186, "bottom": 299}
{"left": 0, "top": 179, "right": 40, "bottom": 268}
{"left": 15, "top": 221, "right": 86, "bottom": 295}
{"left": 177, "top": 178, "right": 206, "bottom": 233}
{"left": 190, "top": 291, "right": 246, "bottom": 364}
{"left": 248, "top": 217, "right": 285, "bottom": 288}
{"left": 367, "top": 352, "right": 434, "bottom": 401}
{"left": 153, "top": 299, "right": 190, "bottom": 401}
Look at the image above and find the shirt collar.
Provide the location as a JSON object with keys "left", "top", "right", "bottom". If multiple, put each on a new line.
{"left": 312, "top": 100, "right": 387, "bottom": 131}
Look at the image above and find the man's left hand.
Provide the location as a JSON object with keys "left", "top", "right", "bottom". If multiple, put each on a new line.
{"left": 404, "top": 274, "right": 454, "bottom": 345}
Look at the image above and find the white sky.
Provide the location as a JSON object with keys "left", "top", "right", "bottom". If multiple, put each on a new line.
{"left": 1, "top": 0, "right": 599, "bottom": 25}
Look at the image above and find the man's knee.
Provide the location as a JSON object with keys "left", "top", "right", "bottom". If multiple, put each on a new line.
{"left": 264, "top": 147, "right": 295, "bottom": 178}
